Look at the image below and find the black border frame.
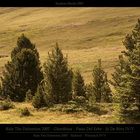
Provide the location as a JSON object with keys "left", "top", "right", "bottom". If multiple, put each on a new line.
{"left": 0, "top": 0, "right": 140, "bottom": 138}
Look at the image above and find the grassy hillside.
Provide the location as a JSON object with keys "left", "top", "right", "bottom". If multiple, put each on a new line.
{"left": 0, "top": 7, "right": 140, "bottom": 82}
{"left": 0, "top": 102, "right": 121, "bottom": 124}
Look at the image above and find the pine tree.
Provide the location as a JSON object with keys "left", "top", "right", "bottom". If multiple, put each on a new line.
{"left": 127, "top": 40, "right": 140, "bottom": 111}
{"left": 43, "top": 43, "right": 73, "bottom": 104}
{"left": 1, "top": 34, "right": 43, "bottom": 102}
{"left": 73, "top": 70, "right": 86, "bottom": 98}
{"left": 92, "top": 59, "right": 112, "bottom": 103}
{"left": 32, "top": 83, "right": 48, "bottom": 109}
{"left": 111, "top": 39, "right": 135, "bottom": 111}
{"left": 11, "top": 34, "right": 39, "bottom": 60}
{"left": 110, "top": 55, "right": 130, "bottom": 104}
{"left": 112, "top": 19, "right": 140, "bottom": 112}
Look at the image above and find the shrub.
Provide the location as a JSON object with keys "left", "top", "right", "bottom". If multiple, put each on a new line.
{"left": 0, "top": 100, "right": 14, "bottom": 111}
{"left": 32, "top": 84, "right": 50, "bottom": 109}
{"left": 62, "top": 104, "right": 83, "bottom": 113}
{"left": 49, "top": 102, "right": 83, "bottom": 113}
{"left": 25, "top": 89, "right": 33, "bottom": 102}
{"left": 20, "top": 107, "right": 31, "bottom": 117}
{"left": 86, "top": 103, "right": 108, "bottom": 115}
{"left": 73, "top": 96, "right": 86, "bottom": 105}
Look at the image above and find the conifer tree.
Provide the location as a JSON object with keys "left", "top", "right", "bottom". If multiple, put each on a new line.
{"left": 111, "top": 55, "right": 133, "bottom": 109}
{"left": 112, "top": 19, "right": 140, "bottom": 112}
{"left": 43, "top": 43, "right": 73, "bottom": 104}
{"left": 32, "top": 83, "right": 48, "bottom": 109}
{"left": 1, "top": 34, "right": 43, "bottom": 102}
{"left": 92, "top": 59, "right": 112, "bottom": 103}
{"left": 127, "top": 39, "right": 140, "bottom": 111}
{"left": 73, "top": 70, "right": 86, "bottom": 98}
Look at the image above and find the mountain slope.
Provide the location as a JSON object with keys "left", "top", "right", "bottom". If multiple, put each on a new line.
{"left": 0, "top": 7, "right": 140, "bottom": 82}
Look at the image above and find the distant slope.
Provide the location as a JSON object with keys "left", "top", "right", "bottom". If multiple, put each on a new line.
{"left": 0, "top": 8, "right": 140, "bottom": 82}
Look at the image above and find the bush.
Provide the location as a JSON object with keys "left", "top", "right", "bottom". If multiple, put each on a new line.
{"left": 73, "top": 96, "right": 87, "bottom": 105}
{"left": 86, "top": 103, "right": 108, "bottom": 115}
{"left": 20, "top": 107, "right": 31, "bottom": 117}
{"left": 49, "top": 103, "right": 83, "bottom": 113}
{"left": 25, "top": 89, "right": 33, "bottom": 102}
{"left": 62, "top": 104, "right": 83, "bottom": 113}
{"left": 32, "top": 84, "right": 49, "bottom": 109}
{"left": 0, "top": 101, "right": 14, "bottom": 111}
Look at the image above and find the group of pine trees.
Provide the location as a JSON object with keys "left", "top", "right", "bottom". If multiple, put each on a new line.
{"left": 0, "top": 34, "right": 112, "bottom": 108}
{"left": 0, "top": 19, "right": 140, "bottom": 116}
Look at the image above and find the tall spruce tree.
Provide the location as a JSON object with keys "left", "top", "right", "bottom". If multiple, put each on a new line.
{"left": 1, "top": 34, "right": 43, "bottom": 102}
{"left": 43, "top": 43, "right": 73, "bottom": 104}
{"left": 126, "top": 20, "right": 140, "bottom": 111}
{"left": 92, "top": 59, "right": 112, "bottom": 103}
{"left": 110, "top": 55, "right": 131, "bottom": 104}
{"left": 73, "top": 70, "right": 86, "bottom": 98}
{"left": 112, "top": 19, "right": 140, "bottom": 112}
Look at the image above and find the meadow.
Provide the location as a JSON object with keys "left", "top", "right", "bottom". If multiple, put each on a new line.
{"left": 0, "top": 7, "right": 140, "bottom": 123}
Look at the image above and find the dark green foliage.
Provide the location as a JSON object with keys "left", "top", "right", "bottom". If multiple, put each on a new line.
{"left": 1, "top": 34, "right": 43, "bottom": 102}
{"left": 73, "top": 96, "right": 87, "bottom": 105}
{"left": 112, "top": 19, "right": 140, "bottom": 114}
{"left": 11, "top": 34, "right": 39, "bottom": 60}
{"left": 32, "top": 83, "right": 48, "bottom": 109}
{"left": 72, "top": 70, "right": 85, "bottom": 97}
{"left": 111, "top": 57, "right": 133, "bottom": 110}
{"left": 20, "top": 107, "right": 31, "bottom": 117}
{"left": 43, "top": 43, "right": 73, "bottom": 104}
{"left": 0, "top": 100, "right": 14, "bottom": 111}
{"left": 92, "top": 59, "right": 112, "bottom": 103}
{"left": 86, "top": 103, "right": 108, "bottom": 115}
{"left": 127, "top": 43, "right": 140, "bottom": 111}
{"left": 61, "top": 104, "right": 82, "bottom": 113}
{"left": 111, "top": 55, "right": 125, "bottom": 88}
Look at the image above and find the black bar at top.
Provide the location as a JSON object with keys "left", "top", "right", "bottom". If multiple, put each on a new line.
{"left": 0, "top": 0, "right": 140, "bottom": 7}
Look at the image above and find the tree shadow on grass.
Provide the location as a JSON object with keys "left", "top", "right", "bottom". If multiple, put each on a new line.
{"left": 120, "top": 109, "right": 140, "bottom": 124}
{"left": 86, "top": 105, "right": 108, "bottom": 116}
